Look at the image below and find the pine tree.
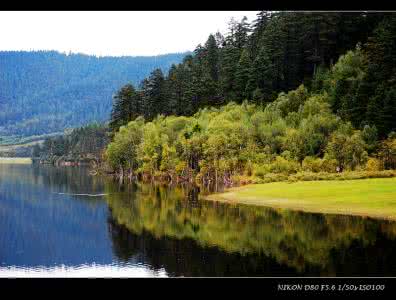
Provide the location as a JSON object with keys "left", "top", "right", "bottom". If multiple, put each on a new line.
{"left": 107, "top": 11, "right": 394, "bottom": 138}
{"left": 204, "top": 34, "right": 220, "bottom": 82}
{"left": 235, "top": 48, "right": 252, "bottom": 101}
{"left": 109, "top": 84, "right": 140, "bottom": 132}
{"left": 141, "top": 69, "right": 166, "bottom": 121}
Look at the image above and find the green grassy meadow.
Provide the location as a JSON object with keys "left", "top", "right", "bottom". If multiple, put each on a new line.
{"left": 205, "top": 178, "right": 396, "bottom": 220}
{"left": 0, "top": 157, "right": 32, "bottom": 164}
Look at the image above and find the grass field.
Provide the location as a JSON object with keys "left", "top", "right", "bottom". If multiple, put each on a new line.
{"left": 0, "top": 140, "right": 43, "bottom": 151}
{"left": 205, "top": 178, "right": 396, "bottom": 220}
{"left": 0, "top": 157, "right": 32, "bottom": 164}
{"left": 0, "top": 132, "right": 62, "bottom": 146}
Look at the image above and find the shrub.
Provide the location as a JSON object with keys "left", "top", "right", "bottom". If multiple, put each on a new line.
{"left": 253, "top": 164, "right": 271, "bottom": 179}
{"left": 288, "top": 170, "right": 396, "bottom": 182}
{"left": 321, "top": 155, "right": 338, "bottom": 173}
{"left": 376, "top": 133, "right": 396, "bottom": 170}
{"left": 244, "top": 160, "right": 254, "bottom": 176}
{"left": 269, "top": 156, "right": 301, "bottom": 174}
{"left": 365, "top": 157, "right": 382, "bottom": 171}
{"left": 262, "top": 173, "right": 289, "bottom": 183}
{"left": 325, "top": 129, "right": 368, "bottom": 171}
{"left": 302, "top": 156, "right": 323, "bottom": 172}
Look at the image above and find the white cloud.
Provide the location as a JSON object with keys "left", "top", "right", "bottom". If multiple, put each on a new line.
{"left": 0, "top": 11, "right": 260, "bottom": 56}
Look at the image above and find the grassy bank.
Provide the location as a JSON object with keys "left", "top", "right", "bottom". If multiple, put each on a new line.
{"left": 205, "top": 178, "right": 396, "bottom": 221}
{"left": 232, "top": 170, "right": 396, "bottom": 185}
{"left": 0, "top": 157, "right": 32, "bottom": 164}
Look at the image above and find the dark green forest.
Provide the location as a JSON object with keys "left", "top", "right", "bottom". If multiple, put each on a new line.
{"left": 34, "top": 12, "right": 396, "bottom": 183}
{"left": 104, "top": 12, "right": 396, "bottom": 183}
{"left": 32, "top": 123, "right": 109, "bottom": 163}
{"left": 0, "top": 51, "right": 187, "bottom": 137}
{"left": 110, "top": 12, "right": 395, "bottom": 138}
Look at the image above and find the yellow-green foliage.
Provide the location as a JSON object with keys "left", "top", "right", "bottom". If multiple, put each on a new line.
{"left": 301, "top": 156, "right": 338, "bottom": 173}
{"left": 234, "top": 170, "right": 396, "bottom": 185}
{"left": 0, "top": 157, "right": 32, "bottom": 164}
{"left": 289, "top": 170, "right": 396, "bottom": 182}
{"left": 106, "top": 117, "right": 145, "bottom": 168}
{"left": 105, "top": 85, "right": 389, "bottom": 182}
{"left": 326, "top": 125, "right": 368, "bottom": 171}
{"left": 377, "top": 133, "right": 396, "bottom": 170}
{"left": 270, "top": 156, "right": 300, "bottom": 174}
{"left": 302, "top": 156, "right": 323, "bottom": 172}
{"left": 366, "top": 157, "right": 382, "bottom": 171}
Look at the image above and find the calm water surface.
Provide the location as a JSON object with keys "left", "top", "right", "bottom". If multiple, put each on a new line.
{"left": 1, "top": 163, "right": 396, "bottom": 277}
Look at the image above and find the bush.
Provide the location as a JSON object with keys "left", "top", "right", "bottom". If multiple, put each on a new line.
{"left": 365, "top": 157, "right": 382, "bottom": 171}
{"left": 321, "top": 156, "right": 338, "bottom": 173}
{"left": 231, "top": 174, "right": 261, "bottom": 185}
{"left": 262, "top": 173, "right": 289, "bottom": 183}
{"left": 302, "top": 156, "right": 323, "bottom": 172}
{"left": 288, "top": 170, "right": 396, "bottom": 182}
{"left": 244, "top": 160, "right": 254, "bottom": 176}
{"left": 269, "top": 156, "right": 301, "bottom": 174}
{"left": 325, "top": 129, "right": 368, "bottom": 171}
{"left": 253, "top": 164, "right": 271, "bottom": 179}
{"left": 376, "top": 133, "right": 396, "bottom": 170}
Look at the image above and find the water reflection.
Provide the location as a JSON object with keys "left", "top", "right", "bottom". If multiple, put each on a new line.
{"left": 0, "top": 164, "right": 114, "bottom": 269}
{"left": 108, "top": 215, "right": 301, "bottom": 276}
{"left": 0, "top": 264, "right": 167, "bottom": 278}
{"left": 105, "top": 182, "right": 396, "bottom": 276}
{"left": 1, "top": 164, "right": 396, "bottom": 276}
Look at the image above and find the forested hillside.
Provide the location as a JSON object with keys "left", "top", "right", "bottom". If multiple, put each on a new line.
{"left": 32, "top": 123, "right": 110, "bottom": 164}
{"left": 0, "top": 51, "right": 187, "bottom": 137}
{"left": 110, "top": 12, "right": 395, "bottom": 137}
{"left": 105, "top": 11, "right": 396, "bottom": 183}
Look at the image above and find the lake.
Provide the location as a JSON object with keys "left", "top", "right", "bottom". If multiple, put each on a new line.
{"left": 1, "top": 163, "right": 396, "bottom": 277}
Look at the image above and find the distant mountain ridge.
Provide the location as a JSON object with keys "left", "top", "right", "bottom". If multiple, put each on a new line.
{"left": 0, "top": 50, "right": 188, "bottom": 137}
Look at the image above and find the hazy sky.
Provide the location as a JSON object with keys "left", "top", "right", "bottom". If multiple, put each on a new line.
{"left": 0, "top": 11, "right": 260, "bottom": 57}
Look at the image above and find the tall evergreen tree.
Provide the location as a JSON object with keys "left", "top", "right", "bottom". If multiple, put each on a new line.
{"left": 235, "top": 48, "right": 252, "bottom": 101}
{"left": 106, "top": 11, "right": 393, "bottom": 140}
{"left": 109, "top": 84, "right": 140, "bottom": 132}
{"left": 141, "top": 68, "right": 166, "bottom": 120}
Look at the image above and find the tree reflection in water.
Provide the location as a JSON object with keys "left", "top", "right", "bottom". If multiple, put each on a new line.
{"left": 105, "top": 181, "right": 396, "bottom": 276}
{"left": 3, "top": 164, "right": 396, "bottom": 276}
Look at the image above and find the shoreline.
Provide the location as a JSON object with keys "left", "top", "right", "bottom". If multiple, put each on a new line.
{"left": 0, "top": 157, "right": 32, "bottom": 164}
{"left": 203, "top": 178, "right": 396, "bottom": 221}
